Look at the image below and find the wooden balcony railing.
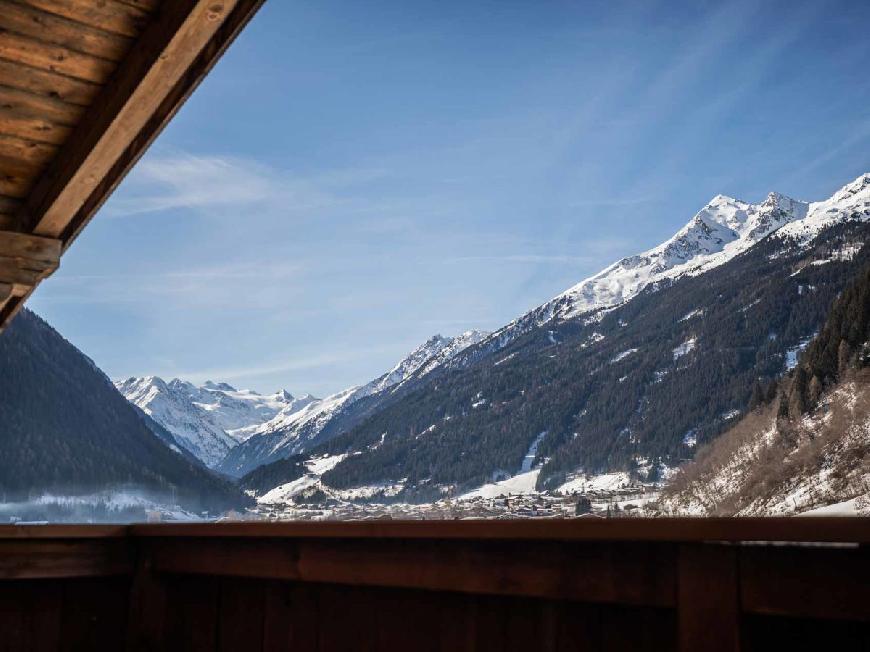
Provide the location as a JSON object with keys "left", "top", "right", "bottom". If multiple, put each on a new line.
{"left": 0, "top": 518, "right": 868, "bottom": 651}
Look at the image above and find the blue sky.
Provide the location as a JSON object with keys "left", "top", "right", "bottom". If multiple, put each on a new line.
{"left": 29, "top": 0, "right": 870, "bottom": 397}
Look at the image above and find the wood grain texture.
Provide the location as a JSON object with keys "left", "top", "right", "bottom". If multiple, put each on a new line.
{"left": 0, "top": 59, "right": 101, "bottom": 106}
{"left": 0, "top": 527, "right": 867, "bottom": 649}
{"left": 19, "top": 0, "right": 241, "bottom": 237}
{"left": 0, "top": 539, "right": 133, "bottom": 579}
{"left": 0, "top": 1, "right": 134, "bottom": 60}
{"left": 130, "top": 517, "right": 870, "bottom": 543}
{"left": 0, "top": 133, "right": 58, "bottom": 167}
{"left": 0, "top": 84, "right": 85, "bottom": 127}
{"left": 148, "top": 537, "right": 678, "bottom": 608}
{"left": 0, "top": 100, "right": 72, "bottom": 146}
{"left": 0, "top": 30, "right": 117, "bottom": 83}
{"left": 16, "top": 0, "right": 152, "bottom": 38}
{"left": 0, "top": 0, "right": 263, "bottom": 334}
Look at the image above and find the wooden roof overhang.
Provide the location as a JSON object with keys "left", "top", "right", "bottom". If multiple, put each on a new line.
{"left": 0, "top": 0, "right": 265, "bottom": 332}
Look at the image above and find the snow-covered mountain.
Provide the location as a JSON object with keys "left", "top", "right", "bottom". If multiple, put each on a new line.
{"left": 115, "top": 377, "right": 315, "bottom": 468}
{"left": 472, "top": 191, "right": 808, "bottom": 353}
{"left": 299, "top": 173, "right": 870, "bottom": 501}
{"left": 465, "top": 174, "right": 869, "bottom": 360}
{"left": 218, "top": 330, "right": 489, "bottom": 477}
{"left": 122, "top": 174, "right": 870, "bottom": 486}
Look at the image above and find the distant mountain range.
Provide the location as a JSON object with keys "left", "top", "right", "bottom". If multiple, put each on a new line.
{"left": 115, "top": 376, "right": 316, "bottom": 467}
{"left": 104, "top": 172, "right": 870, "bottom": 504}
{"left": 117, "top": 330, "right": 489, "bottom": 476}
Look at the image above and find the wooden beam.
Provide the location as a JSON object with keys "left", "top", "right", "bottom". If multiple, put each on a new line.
{"left": 0, "top": 525, "right": 128, "bottom": 539}
{"left": 0, "top": 231, "right": 59, "bottom": 322}
{"left": 0, "top": 0, "right": 264, "bottom": 332}
{"left": 147, "top": 537, "right": 678, "bottom": 608}
{"left": 15, "top": 0, "right": 264, "bottom": 242}
{"left": 129, "top": 517, "right": 870, "bottom": 544}
{"left": 0, "top": 539, "right": 133, "bottom": 579}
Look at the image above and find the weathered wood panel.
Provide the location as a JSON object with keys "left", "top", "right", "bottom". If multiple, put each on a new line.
{"left": 0, "top": 1, "right": 134, "bottom": 61}
{"left": 16, "top": 0, "right": 153, "bottom": 38}
{"left": 0, "top": 539, "right": 133, "bottom": 580}
{"left": 0, "top": 524, "right": 868, "bottom": 651}
{"left": 0, "top": 60, "right": 100, "bottom": 107}
{"left": 129, "top": 516, "right": 870, "bottom": 543}
{"left": 147, "top": 537, "right": 678, "bottom": 607}
{"left": 0, "top": 31, "right": 116, "bottom": 83}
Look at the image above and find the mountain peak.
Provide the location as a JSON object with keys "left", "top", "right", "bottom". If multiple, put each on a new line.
{"left": 832, "top": 172, "right": 870, "bottom": 201}
{"left": 203, "top": 380, "right": 237, "bottom": 392}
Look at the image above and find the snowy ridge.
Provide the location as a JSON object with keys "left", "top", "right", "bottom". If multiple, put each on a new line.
{"left": 470, "top": 174, "right": 869, "bottom": 359}
{"left": 218, "top": 330, "right": 489, "bottom": 476}
{"left": 116, "top": 376, "right": 313, "bottom": 467}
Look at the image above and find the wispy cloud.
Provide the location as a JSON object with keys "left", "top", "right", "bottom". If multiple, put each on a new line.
{"left": 37, "top": 260, "right": 306, "bottom": 309}
{"left": 165, "top": 344, "right": 399, "bottom": 388}
{"left": 775, "top": 118, "right": 870, "bottom": 190}
{"left": 567, "top": 196, "right": 661, "bottom": 208}
{"left": 104, "top": 150, "right": 388, "bottom": 218}
{"left": 446, "top": 254, "right": 600, "bottom": 265}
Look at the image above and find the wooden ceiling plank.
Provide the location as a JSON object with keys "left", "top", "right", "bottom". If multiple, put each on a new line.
{"left": 0, "top": 58, "right": 100, "bottom": 106}
{"left": 0, "top": 1, "right": 134, "bottom": 61}
{"left": 0, "top": 231, "right": 60, "bottom": 295}
{"left": 0, "top": 84, "right": 85, "bottom": 126}
{"left": 19, "top": 0, "right": 246, "bottom": 239}
{"left": 0, "top": 230, "right": 61, "bottom": 263}
{"left": 16, "top": 0, "right": 151, "bottom": 38}
{"left": 1, "top": 0, "right": 264, "bottom": 332}
{"left": 0, "top": 150, "right": 43, "bottom": 176}
{"left": 0, "top": 30, "right": 117, "bottom": 84}
{"left": 0, "top": 173, "right": 35, "bottom": 198}
{"left": 0, "top": 133, "right": 57, "bottom": 167}
{"left": 0, "top": 104, "right": 72, "bottom": 145}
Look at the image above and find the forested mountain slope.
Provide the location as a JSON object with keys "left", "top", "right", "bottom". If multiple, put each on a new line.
{"left": 659, "top": 264, "right": 870, "bottom": 516}
{"left": 0, "top": 310, "right": 250, "bottom": 514}
{"left": 308, "top": 175, "right": 870, "bottom": 501}
{"left": 218, "top": 331, "right": 488, "bottom": 477}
